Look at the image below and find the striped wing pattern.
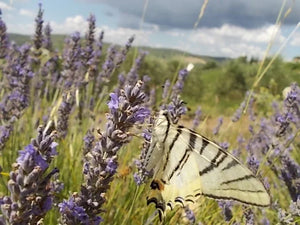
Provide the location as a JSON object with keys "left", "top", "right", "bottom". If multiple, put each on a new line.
{"left": 145, "top": 111, "right": 270, "bottom": 218}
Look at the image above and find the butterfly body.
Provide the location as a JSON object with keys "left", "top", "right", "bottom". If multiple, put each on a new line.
{"left": 145, "top": 111, "right": 270, "bottom": 217}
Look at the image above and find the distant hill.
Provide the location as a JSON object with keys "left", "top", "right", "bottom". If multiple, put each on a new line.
{"left": 8, "top": 33, "right": 230, "bottom": 63}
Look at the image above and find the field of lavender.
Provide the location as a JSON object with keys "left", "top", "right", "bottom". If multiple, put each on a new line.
{"left": 0, "top": 4, "right": 299, "bottom": 225}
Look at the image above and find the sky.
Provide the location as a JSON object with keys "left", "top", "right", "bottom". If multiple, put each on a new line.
{"left": 0, "top": 0, "right": 300, "bottom": 60}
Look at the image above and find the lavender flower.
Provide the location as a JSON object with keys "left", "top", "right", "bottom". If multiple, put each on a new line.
{"left": 57, "top": 92, "right": 75, "bottom": 138}
{"left": 248, "top": 95, "right": 256, "bottom": 121}
{"left": 213, "top": 117, "right": 223, "bottom": 135}
{"left": 243, "top": 207, "right": 254, "bottom": 225}
{"left": 218, "top": 201, "right": 233, "bottom": 221}
{"left": 0, "top": 11, "right": 9, "bottom": 58}
{"left": 280, "top": 152, "right": 300, "bottom": 201}
{"left": 0, "top": 124, "right": 13, "bottom": 151}
{"left": 33, "top": 3, "right": 44, "bottom": 51}
{"left": 43, "top": 22, "right": 52, "bottom": 51}
{"left": 115, "top": 35, "right": 134, "bottom": 67}
{"left": 162, "top": 79, "right": 170, "bottom": 100}
{"left": 0, "top": 44, "right": 33, "bottom": 150}
{"left": 192, "top": 106, "right": 202, "bottom": 130}
{"left": 117, "top": 73, "right": 126, "bottom": 89}
{"left": 0, "top": 125, "right": 59, "bottom": 224}
{"left": 184, "top": 206, "right": 196, "bottom": 224}
{"left": 125, "top": 51, "right": 147, "bottom": 86}
{"left": 61, "top": 32, "right": 82, "bottom": 88}
{"left": 59, "top": 80, "right": 149, "bottom": 224}
{"left": 40, "top": 54, "right": 60, "bottom": 88}
{"left": 171, "top": 68, "right": 189, "bottom": 99}
{"left": 220, "top": 142, "right": 229, "bottom": 150}
{"left": 58, "top": 196, "right": 91, "bottom": 225}
{"left": 167, "top": 96, "right": 187, "bottom": 124}
{"left": 88, "top": 30, "right": 104, "bottom": 79}
{"left": 95, "top": 45, "right": 117, "bottom": 91}
{"left": 83, "top": 129, "right": 95, "bottom": 156}
{"left": 247, "top": 154, "right": 260, "bottom": 174}
{"left": 83, "top": 14, "right": 96, "bottom": 69}
{"left": 244, "top": 83, "right": 300, "bottom": 204}
{"left": 147, "top": 88, "right": 156, "bottom": 109}
{"left": 231, "top": 92, "right": 249, "bottom": 122}
{"left": 133, "top": 126, "right": 153, "bottom": 185}
{"left": 276, "top": 83, "right": 300, "bottom": 136}
{"left": 107, "top": 93, "right": 119, "bottom": 111}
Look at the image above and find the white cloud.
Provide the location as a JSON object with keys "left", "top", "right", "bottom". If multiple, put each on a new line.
{"left": 290, "top": 31, "right": 300, "bottom": 46}
{"left": 19, "top": 9, "right": 35, "bottom": 17}
{"left": 5, "top": 22, "right": 34, "bottom": 34}
{"left": 97, "top": 26, "right": 152, "bottom": 46}
{"left": 184, "top": 24, "right": 287, "bottom": 58}
{"left": 0, "top": 1, "right": 14, "bottom": 11}
{"left": 50, "top": 15, "right": 88, "bottom": 34}
{"left": 50, "top": 15, "right": 152, "bottom": 46}
{"left": 211, "top": 24, "right": 284, "bottom": 43}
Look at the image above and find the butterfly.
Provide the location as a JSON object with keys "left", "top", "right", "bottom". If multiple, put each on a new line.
{"left": 144, "top": 110, "right": 270, "bottom": 220}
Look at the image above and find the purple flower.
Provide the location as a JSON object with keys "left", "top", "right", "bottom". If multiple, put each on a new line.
{"left": 133, "top": 173, "right": 143, "bottom": 185}
{"left": 167, "top": 96, "right": 187, "bottom": 124}
{"left": 184, "top": 207, "right": 196, "bottom": 223}
{"left": 43, "top": 22, "right": 52, "bottom": 51}
{"left": 57, "top": 92, "right": 75, "bottom": 138}
{"left": 231, "top": 92, "right": 249, "bottom": 122}
{"left": 59, "top": 197, "right": 91, "bottom": 225}
{"left": 218, "top": 201, "right": 233, "bottom": 221}
{"left": 243, "top": 207, "right": 254, "bottom": 225}
{"left": 59, "top": 80, "right": 148, "bottom": 224}
{"left": 142, "top": 130, "right": 152, "bottom": 141}
{"left": 61, "top": 32, "right": 82, "bottom": 88}
{"left": 0, "top": 126, "right": 60, "bottom": 224}
{"left": 192, "top": 106, "right": 202, "bottom": 130}
{"left": 17, "top": 144, "right": 48, "bottom": 172}
{"left": 0, "top": 125, "right": 12, "bottom": 150}
{"left": 171, "top": 69, "right": 189, "bottom": 98}
{"left": 132, "top": 107, "right": 150, "bottom": 123}
{"left": 280, "top": 153, "right": 300, "bottom": 201}
{"left": 0, "top": 43, "right": 34, "bottom": 150}
{"left": 220, "top": 142, "right": 229, "bottom": 150}
{"left": 105, "top": 157, "right": 118, "bottom": 174}
{"left": 115, "top": 35, "right": 135, "bottom": 67}
{"left": 213, "top": 117, "right": 223, "bottom": 135}
{"left": 0, "top": 13, "right": 9, "bottom": 58}
{"left": 247, "top": 154, "right": 260, "bottom": 174}
{"left": 125, "top": 51, "right": 147, "bottom": 86}
{"left": 33, "top": 3, "right": 44, "bottom": 50}
{"left": 162, "top": 79, "right": 170, "bottom": 99}
{"left": 108, "top": 93, "right": 119, "bottom": 111}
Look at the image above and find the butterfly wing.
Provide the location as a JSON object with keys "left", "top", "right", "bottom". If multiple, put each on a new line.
{"left": 146, "top": 112, "right": 270, "bottom": 216}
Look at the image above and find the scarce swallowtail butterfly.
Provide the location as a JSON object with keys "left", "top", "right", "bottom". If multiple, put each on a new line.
{"left": 144, "top": 111, "right": 270, "bottom": 219}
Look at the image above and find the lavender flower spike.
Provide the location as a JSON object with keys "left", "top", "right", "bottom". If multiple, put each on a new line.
{"left": 192, "top": 106, "right": 202, "bottom": 130}
{"left": 33, "top": 3, "right": 44, "bottom": 51}
{"left": 0, "top": 125, "right": 59, "bottom": 225}
{"left": 43, "top": 22, "right": 53, "bottom": 51}
{"left": 57, "top": 92, "right": 75, "bottom": 138}
{"left": 213, "top": 117, "right": 223, "bottom": 135}
{"left": 0, "top": 11, "right": 9, "bottom": 58}
{"left": 59, "top": 80, "right": 150, "bottom": 224}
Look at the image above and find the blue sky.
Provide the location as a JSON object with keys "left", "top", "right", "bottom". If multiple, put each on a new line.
{"left": 0, "top": 0, "right": 299, "bottom": 60}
